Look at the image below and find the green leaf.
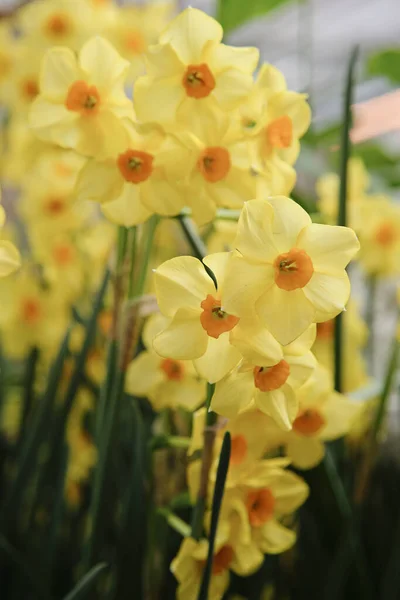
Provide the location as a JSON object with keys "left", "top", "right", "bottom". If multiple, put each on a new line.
{"left": 0, "top": 534, "right": 49, "bottom": 599}
{"left": 198, "top": 432, "right": 231, "bottom": 600}
{"left": 62, "top": 563, "right": 108, "bottom": 600}
{"left": 217, "top": 0, "right": 296, "bottom": 33}
{"left": 334, "top": 46, "right": 358, "bottom": 394}
{"left": 367, "top": 49, "right": 400, "bottom": 84}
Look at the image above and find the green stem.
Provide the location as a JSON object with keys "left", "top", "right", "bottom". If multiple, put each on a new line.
{"left": 372, "top": 335, "right": 399, "bottom": 441}
{"left": 158, "top": 508, "right": 191, "bottom": 538}
{"left": 191, "top": 383, "right": 216, "bottom": 540}
{"left": 127, "top": 226, "right": 138, "bottom": 299}
{"left": 133, "top": 216, "right": 159, "bottom": 299}
{"left": 16, "top": 346, "right": 39, "bottom": 453}
{"left": 150, "top": 435, "right": 191, "bottom": 451}
{"left": 366, "top": 274, "right": 377, "bottom": 373}
{"left": 334, "top": 46, "right": 359, "bottom": 394}
{"left": 175, "top": 208, "right": 241, "bottom": 222}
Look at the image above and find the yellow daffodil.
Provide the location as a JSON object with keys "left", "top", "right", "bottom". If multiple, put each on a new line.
{"left": 29, "top": 36, "right": 133, "bottom": 158}
{"left": 0, "top": 268, "right": 69, "bottom": 359}
{"left": 357, "top": 195, "right": 400, "bottom": 277}
{"left": 104, "top": 2, "right": 174, "bottom": 82}
{"left": 126, "top": 313, "right": 206, "bottom": 411}
{"left": 2, "top": 44, "right": 43, "bottom": 115}
{"left": 222, "top": 197, "right": 360, "bottom": 345}
{"left": 172, "top": 111, "right": 257, "bottom": 225}
{"left": 207, "top": 220, "right": 238, "bottom": 253}
{"left": 134, "top": 7, "right": 259, "bottom": 128}
{"left": 263, "top": 365, "right": 361, "bottom": 469}
{"left": 238, "top": 63, "right": 311, "bottom": 169}
{"left": 0, "top": 206, "right": 21, "bottom": 278}
{"left": 171, "top": 536, "right": 231, "bottom": 600}
{"left": 316, "top": 157, "right": 369, "bottom": 225}
{"left": 211, "top": 327, "right": 316, "bottom": 430}
{"left": 0, "top": 23, "right": 18, "bottom": 104}
{"left": 75, "top": 120, "right": 187, "bottom": 227}
{"left": 153, "top": 253, "right": 243, "bottom": 382}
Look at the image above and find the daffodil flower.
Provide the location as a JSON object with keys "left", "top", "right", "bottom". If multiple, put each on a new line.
{"left": 0, "top": 206, "right": 21, "bottom": 278}
{"left": 29, "top": 36, "right": 133, "bottom": 158}
{"left": 134, "top": 7, "right": 259, "bottom": 128}
{"left": 223, "top": 197, "right": 360, "bottom": 345}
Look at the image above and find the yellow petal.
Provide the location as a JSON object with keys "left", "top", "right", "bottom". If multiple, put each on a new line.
{"left": 157, "top": 378, "right": 206, "bottom": 412}
{"left": 269, "top": 91, "right": 311, "bottom": 137}
{"left": 141, "top": 178, "right": 185, "bottom": 216}
{"left": 256, "top": 63, "right": 286, "bottom": 93}
{"left": 304, "top": 271, "right": 350, "bottom": 317}
{"left": 101, "top": 183, "right": 151, "bottom": 227}
{"left": 212, "top": 369, "right": 254, "bottom": 417}
{"left": 268, "top": 196, "right": 311, "bottom": 252}
{"left": 254, "top": 384, "right": 298, "bottom": 430}
{"left": 285, "top": 434, "right": 325, "bottom": 469}
{"left": 29, "top": 98, "right": 77, "bottom": 139}
{"left": 39, "top": 47, "right": 79, "bottom": 101}
{"left": 212, "top": 68, "right": 255, "bottom": 109}
{"left": 125, "top": 352, "right": 163, "bottom": 396}
{"left": 142, "top": 313, "right": 170, "bottom": 351}
{"left": 75, "top": 159, "right": 122, "bottom": 204}
{"left": 0, "top": 241, "right": 21, "bottom": 276}
{"left": 258, "top": 519, "right": 296, "bottom": 554}
{"left": 193, "top": 333, "right": 241, "bottom": 383}
{"left": 211, "top": 44, "right": 259, "bottom": 74}
{"left": 154, "top": 255, "right": 214, "bottom": 316}
{"left": 222, "top": 252, "right": 274, "bottom": 317}
{"left": 286, "top": 352, "right": 316, "bottom": 389}
{"left": 297, "top": 223, "right": 360, "bottom": 272}
{"left": 284, "top": 324, "right": 316, "bottom": 355}
{"left": 272, "top": 470, "right": 309, "bottom": 514}
{"left": 159, "top": 7, "right": 223, "bottom": 64}
{"left": 320, "top": 392, "right": 361, "bottom": 441}
{"left": 231, "top": 541, "right": 264, "bottom": 577}
{"left": 235, "top": 199, "right": 277, "bottom": 264}
{"left": 230, "top": 316, "right": 283, "bottom": 366}
{"left": 134, "top": 74, "right": 184, "bottom": 125}
{"left": 203, "top": 252, "right": 230, "bottom": 289}
{"left": 256, "top": 286, "right": 315, "bottom": 346}
{"left": 153, "top": 307, "right": 208, "bottom": 360}
{"left": 79, "top": 36, "right": 130, "bottom": 95}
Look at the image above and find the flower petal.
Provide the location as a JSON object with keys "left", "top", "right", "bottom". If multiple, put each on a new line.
{"left": 297, "top": 223, "right": 360, "bottom": 272}
{"left": 79, "top": 36, "right": 130, "bottom": 95}
{"left": 141, "top": 179, "right": 185, "bottom": 217}
{"left": 320, "top": 392, "right": 361, "bottom": 441}
{"left": 272, "top": 470, "right": 309, "bottom": 515}
{"left": 304, "top": 271, "right": 350, "bottom": 318}
{"left": 286, "top": 351, "right": 316, "bottom": 389}
{"left": 211, "top": 369, "right": 254, "bottom": 417}
{"left": 258, "top": 519, "right": 296, "bottom": 554}
{"left": 256, "top": 285, "right": 315, "bottom": 346}
{"left": 125, "top": 352, "right": 164, "bottom": 396}
{"left": 153, "top": 307, "right": 208, "bottom": 360}
{"left": 134, "top": 75, "right": 184, "bottom": 124}
{"left": 268, "top": 196, "right": 311, "bottom": 252}
{"left": 39, "top": 47, "right": 79, "bottom": 101}
{"left": 101, "top": 183, "right": 151, "bottom": 227}
{"left": 235, "top": 199, "right": 278, "bottom": 264}
{"left": 0, "top": 241, "right": 21, "bottom": 276}
{"left": 254, "top": 384, "right": 298, "bottom": 431}
{"left": 285, "top": 434, "right": 325, "bottom": 469}
{"left": 157, "top": 377, "right": 206, "bottom": 412}
{"left": 193, "top": 333, "right": 241, "bottom": 383}
{"left": 75, "top": 159, "right": 122, "bottom": 204}
{"left": 154, "top": 255, "right": 215, "bottom": 317}
{"left": 222, "top": 252, "right": 274, "bottom": 317}
{"left": 230, "top": 316, "right": 283, "bottom": 366}
{"left": 213, "top": 68, "right": 254, "bottom": 109}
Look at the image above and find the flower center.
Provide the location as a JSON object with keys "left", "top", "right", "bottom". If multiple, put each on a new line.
{"left": 200, "top": 294, "right": 239, "bottom": 339}
{"left": 160, "top": 358, "right": 185, "bottom": 382}
{"left": 117, "top": 149, "right": 154, "bottom": 184}
{"left": 65, "top": 81, "right": 101, "bottom": 116}
{"left": 183, "top": 63, "right": 215, "bottom": 99}
{"left": 267, "top": 115, "right": 293, "bottom": 149}
{"left": 45, "top": 197, "right": 65, "bottom": 215}
{"left": 21, "top": 298, "right": 41, "bottom": 325}
{"left": 317, "top": 320, "right": 334, "bottom": 340}
{"left": 375, "top": 223, "right": 397, "bottom": 247}
{"left": 274, "top": 248, "right": 314, "bottom": 291}
{"left": 124, "top": 31, "right": 146, "bottom": 53}
{"left": 253, "top": 360, "right": 290, "bottom": 392}
{"left": 53, "top": 244, "right": 73, "bottom": 266}
{"left": 212, "top": 545, "right": 234, "bottom": 575}
{"left": 45, "top": 13, "right": 71, "bottom": 37}
{"left": 22, "top": 78, "right": 39, "bottom": 100}
{"left": 246, "top": 489, "right": 275, "bottom": 527}
{"left": 197, "top": 147, "right": 231, "bottom": 183}
{"left": 230, "top": 434, "right": 248, "bottom": 466}
{"left": 293, "top": 409, "right": 325, "bottom": 436}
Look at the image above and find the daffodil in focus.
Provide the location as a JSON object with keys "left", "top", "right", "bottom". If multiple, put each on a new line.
{"left": 172, "top": 111, "right": 258, "bottom": 225}
{"left": 262, "top": 365, "right": 361, "bottom": 469}
{"left": 134, "top": 7, "right": 259, "bottom": 128}
{"left": 0, "top": 206, "right": 21, "bottom": 278}
{"left": 126, "top": 313, "right": 206, "bottom": 411}
{"left": 29, "top": 36, "right": 133, "bottom": 158}
{"left": 75, "top": 120, "right": 186, "bottom": 226}
{"left": 211, "top": 326, "right": 316, "bottom": 430}
{"left": 222, "top": 197, "right": 360, "bottom": 345}
{"left": 171, "top": 536, "right": 231, "bottom": 600}
{"left": 152, "top": 253, "right": 242, "bottom": 382}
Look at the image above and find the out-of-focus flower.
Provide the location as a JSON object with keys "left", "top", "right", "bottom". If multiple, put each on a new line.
{"left": 134, "top": 7, "right": 259, "bottom": 128}
{"left": 29, "top": 36, "right": 133, "bottom": 158}
{"left": 126, "top": 313, "right": 206, "bottom": 411}
{"left": 223, "top": 198, "right": 360, "bottom": 345}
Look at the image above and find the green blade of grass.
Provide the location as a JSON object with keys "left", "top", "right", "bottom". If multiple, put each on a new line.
{"left": 197, "top": 431, "right": 231, "bottom": 600}
{"left": 334, "top": 45, "right": 359, "bottom": 394}
{"left": 0, "top": 534, "right": 49, "bottom": 600}
{"left": 62, "top": 563, "right": 108, "bottom": 600}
